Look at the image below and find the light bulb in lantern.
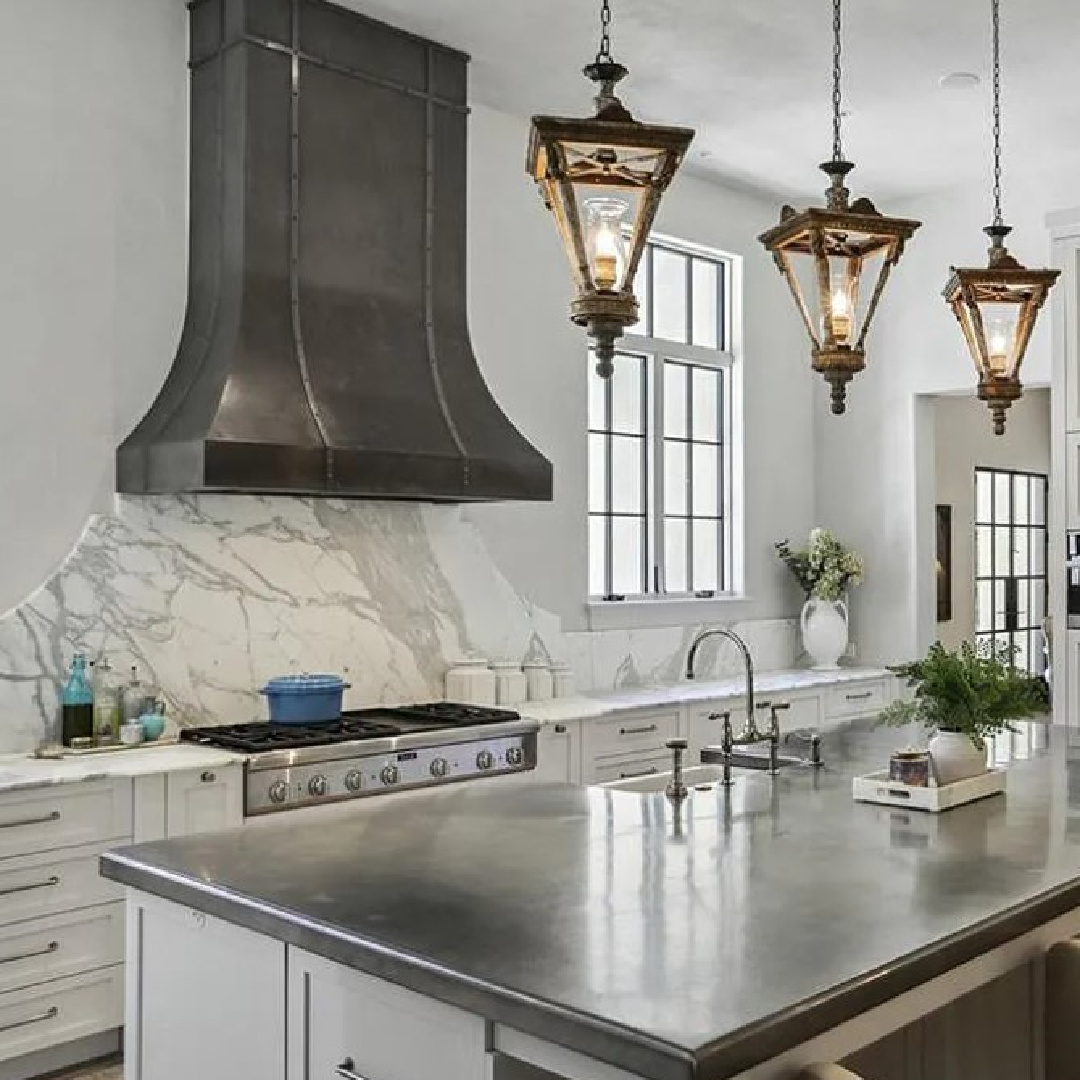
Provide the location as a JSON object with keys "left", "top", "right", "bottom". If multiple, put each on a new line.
{"left": 987, "top": 321, "right": 1010, "bottom": 377}
{"left": 829, "top": 286, "right": 853, "bottom": 345}
{"left": 583, "top": 197, "right": 629, "bottom": 292}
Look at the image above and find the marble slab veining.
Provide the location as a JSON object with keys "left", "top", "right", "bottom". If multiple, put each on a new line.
{"left": 0, "top": 495, "right": 797, "bottom": 753}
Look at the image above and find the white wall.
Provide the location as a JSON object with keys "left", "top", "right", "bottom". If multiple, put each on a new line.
{"left": 0, "top": 1, "right": 816, "bottom": 638}
{"left": 814, "top": 183, "right": 1055, "bottom": 664}
{"left": 933, "top": 389, "right": 1050, "bottom": 651}
{"left": 0, "top": 0, "right": 187, "bottom": 618}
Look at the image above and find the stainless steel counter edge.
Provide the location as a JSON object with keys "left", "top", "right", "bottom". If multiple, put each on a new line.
{"left": 100, "top": 846, "right": 1080, "bottom": 1080}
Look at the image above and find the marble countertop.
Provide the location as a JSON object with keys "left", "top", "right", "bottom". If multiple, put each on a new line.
{"left": 520, "top": 665, "right": 892, "bottom": 723}
{"left": 101, "top": 719, "right": 1066, "bottom": 1080}
{"left": 0, "top": 743, "right": 246, "bottom": 794}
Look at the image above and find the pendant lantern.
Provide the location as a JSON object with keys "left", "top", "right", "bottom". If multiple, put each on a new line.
{"left": 942, "top": 0, "right": 1059, "bottom": 435}
{"left": 759, "top": 0, "right": 921, "bottom": 414}
{"left": 527, "top": 0, "right": 694, "bottom": 376}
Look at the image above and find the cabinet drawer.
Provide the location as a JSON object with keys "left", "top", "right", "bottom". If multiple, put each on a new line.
{"left": 0, "top": 780, "right": 131, "bottom": 859}
{"left": 0, "top": 903, "right": 123, "bottom": 994}
{"left": 0, "top": 844, "right": 122, "bottom": 929}
{"left": 0, "top": 964, "right": 122, "bottom": 1063}
{"left": 583, "top": 709, "right": 678, "bottom": 763}
{"left": 591, "top": 752, "right": 674, "bottom": 785}
{"left": 826, "top": 681, "right": 888, "bottom": 719}
{"left": 287, "top": 947, "right": 486, "bottom": 1080}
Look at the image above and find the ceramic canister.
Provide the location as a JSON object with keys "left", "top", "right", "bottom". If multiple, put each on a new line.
{"left": 889, "top": 749, "right": 931, "bottom": 787}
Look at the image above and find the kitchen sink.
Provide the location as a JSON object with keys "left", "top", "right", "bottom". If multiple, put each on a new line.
{"left": 599, "top": 764, "right": 731, "bottom": 794}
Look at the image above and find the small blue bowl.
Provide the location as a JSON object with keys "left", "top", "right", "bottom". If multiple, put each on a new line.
{"left": 260, "top": 675, "right": 350, "bottom": 725}
{"left": 139, "top": 712, "right": 167, "bottom": 742}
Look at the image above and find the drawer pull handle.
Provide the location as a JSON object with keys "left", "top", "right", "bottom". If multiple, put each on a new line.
{"left": 0, "top": 940, "right": 58, "bottom": 966}
{"left": 554, "top": 724, "right": 567, "bottom": 734}
{"left": 0, "top": 1005, "right": 57, "bottom": 1034}
{"left": 0, "top": 810, "right": 60, "bottom": 830}
{"left": 619, "top": 767, "right": 660, "bottom": 779}
{"left": 335, "top": 1059, "right": 369, "bottom": 1080}
{"left": 845, "top": 691, "right": 874, "bottom": 701}
{"left": 619, "top": 724, "right": 658, "bottom": 736}
{"left": 0, "top": 876, "right": 59, "bottom": 899}
{"left": 200, "top": 771, "right": 216, "bottom": 783}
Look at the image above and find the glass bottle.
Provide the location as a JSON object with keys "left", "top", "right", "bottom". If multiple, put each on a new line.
{"left": 61, "top": 655, "right": 94, "bottom": 747}
{"left": 92, "top": 658, "right": 121, "bottom": 746}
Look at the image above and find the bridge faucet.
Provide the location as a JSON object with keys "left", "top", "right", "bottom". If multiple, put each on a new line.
{"left": 685, "top": 627, "right": 756, "bottom": 737}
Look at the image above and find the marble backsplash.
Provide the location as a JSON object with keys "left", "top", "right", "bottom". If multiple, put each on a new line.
{"left": 0, "top": 495, "right": 796, "bottom": 752}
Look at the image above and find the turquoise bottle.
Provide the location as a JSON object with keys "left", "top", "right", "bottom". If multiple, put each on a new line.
{"left": 60, "top": 654, "right": 94, "bottom": 746}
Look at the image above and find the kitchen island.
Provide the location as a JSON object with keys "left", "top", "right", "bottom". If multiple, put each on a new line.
{"left": 102, "top": 720, "right": 1080, "bottom": 1080}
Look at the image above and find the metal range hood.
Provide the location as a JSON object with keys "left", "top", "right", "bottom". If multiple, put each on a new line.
{"left": 117, "top": 0, "right": 552, "bottom": 502}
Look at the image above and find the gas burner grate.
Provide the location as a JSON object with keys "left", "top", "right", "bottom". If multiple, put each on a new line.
{"left": 180, "top": 719, "right": 404, "bottom": 754}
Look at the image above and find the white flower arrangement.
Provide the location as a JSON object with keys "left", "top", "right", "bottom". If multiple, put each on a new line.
{"left": 776, "top": 528, "right": 864, "bottom": 602}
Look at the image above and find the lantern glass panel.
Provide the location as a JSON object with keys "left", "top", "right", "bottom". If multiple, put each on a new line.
{"left": 977, "top": 300, "right": 1021, "bottom": 378}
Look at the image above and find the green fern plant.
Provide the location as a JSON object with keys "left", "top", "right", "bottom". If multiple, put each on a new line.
{"left": 880, "top": 640, "right": 1048, "bottom": 749}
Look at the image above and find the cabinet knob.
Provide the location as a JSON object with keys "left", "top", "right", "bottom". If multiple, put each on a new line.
{"left": 554, "top": 723, "right": 567, "bottom": 734}
{"left": 200, "top": 771, "right": 216, "bottom": 784}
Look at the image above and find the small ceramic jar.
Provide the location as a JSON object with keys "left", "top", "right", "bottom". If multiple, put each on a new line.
{"left": 119, "top": 721, "right": 144, "bottom": 746}
{"left": 550, "top": 661, "right": 575, "bottom": 699}
{"left": 490, "top": 661, "right": 527, "bottom": 707}
{"left": 444, "top": 658, "right": 496, "bottom": 706}
{"left": 523, "top": 661, "right": 554, "bottom": 702}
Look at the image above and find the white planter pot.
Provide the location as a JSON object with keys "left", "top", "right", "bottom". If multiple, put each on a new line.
{"left": 928, "top": 729, "right": 987, "bottom": 787}
{"left": 800, "top": 598, "right": 849, "bottom": 670}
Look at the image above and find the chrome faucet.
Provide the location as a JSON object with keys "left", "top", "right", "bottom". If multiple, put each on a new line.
{"left": 685, "top": 627, "right": 756, "bottom": 735}
{"left": 686, "top": 627, "right": 790, "bottom": 783}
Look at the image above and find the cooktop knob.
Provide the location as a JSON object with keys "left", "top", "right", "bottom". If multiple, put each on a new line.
{"left": 380, "top": 764, "right": 401, "bottom": 786}
{"left": 268, "top": 780, "right": 289, "bottom": 804}
{"left": 308, "top": 775, "right": 328, "bottom": 797}
{"left": 506, "top": 745, "right": 524, "bottom": 767}
{"left": 430, "top": 757, "right": 449, "bottom": 778}
{"left": 344, "top": 770, "right": 363, "bottom": 792}
{"left": 476, "top": 750, "right": 495, "bottom": 771}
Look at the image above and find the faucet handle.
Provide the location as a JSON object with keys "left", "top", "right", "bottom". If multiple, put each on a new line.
{"left": 771, "top": 701, "right": 791, "bottom": 712}
{"left": 755, "top": 700, "right": 772, "bottom": 711}
{"left": 707, "top": 710, "right": 731, "bottom": 722}
{"left": 665, "top": 738, "right": 688, "bottom": 751}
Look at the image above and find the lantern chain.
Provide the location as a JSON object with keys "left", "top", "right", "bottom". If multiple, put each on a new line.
{"left": 596, "top": 0, "right": 613, "bottom": 64}
{"left": 991, "top": 0, "right": 1004, "bottom": 227}
{"left": 832, "top": 0, "right": 844, "bottom": 162}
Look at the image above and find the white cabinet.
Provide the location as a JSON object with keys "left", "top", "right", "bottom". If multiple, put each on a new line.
{"left": 0, "top": 780, "right": 131, "bottom": 861}
{"left": 531, "top": 722, "right": 581, "bottom": 785}
{"left": 125, "top": 892, "right": 285, "bottom": 1080}
{"left": 580, "top": 708, "right": 679, "bottom": 783}
{"left": 1068, "top": 434, "right": 1080, "bottom": 529}
{"left": 287, "top": 948, "right": 487, "bottom": 1080}
{"left": 164, "top": 765, "right": 243, "bottom": 837}
{"left": 1068, "top": 632, "right": 1080, "bottom": 726}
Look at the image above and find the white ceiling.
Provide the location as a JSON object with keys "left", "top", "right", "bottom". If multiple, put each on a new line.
{"left": 334, "top": 0, "right": 1080, "bottom": 209}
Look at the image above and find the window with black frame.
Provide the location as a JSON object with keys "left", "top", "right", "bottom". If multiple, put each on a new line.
{"left": 973, "top": 467, "right": 1048, "bottom": 674}
{"left": 588, "top": 237, "right": 736, "bottom": 602}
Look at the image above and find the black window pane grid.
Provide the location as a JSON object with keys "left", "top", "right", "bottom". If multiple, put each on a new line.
{"left": 973, "top": 467, "right": 1048, "bottom": 677}
{"left": 589, "top": 238, "right": 732, "bottom": 602}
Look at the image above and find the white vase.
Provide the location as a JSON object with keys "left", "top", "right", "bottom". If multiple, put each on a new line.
{"left": 800, "top": 598, "right": 849, "bottom": 670}
{"left": 928, "top": 729, "right": 987, "bottom": 786}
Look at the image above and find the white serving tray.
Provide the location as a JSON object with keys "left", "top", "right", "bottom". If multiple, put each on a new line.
{"left": 852, "top": 767, "right": 1006, "bottom": 812}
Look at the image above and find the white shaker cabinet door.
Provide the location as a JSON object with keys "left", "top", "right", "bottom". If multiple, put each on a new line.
{"left": 165, "top": 764, "right": 243, "bottom": 837}
{"left": 1068, "top": 434, "right": 1080, "bottom": 529}
{"left": 287, "top": 948, "right": 487, "bottom": 1080}
{"left": 530, "top": 721, "right": 581, "bottom": 785}
{"left": 126, "top": 892, "right": 285, "bottom": 1080}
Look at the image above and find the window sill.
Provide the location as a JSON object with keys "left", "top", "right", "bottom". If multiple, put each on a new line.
{"left": 585, "top": 594, "right": 752, "bottom": 632}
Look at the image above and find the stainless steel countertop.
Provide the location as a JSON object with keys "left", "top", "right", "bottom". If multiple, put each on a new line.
{"left": 102, "top": 721, "right": 1075, "bottom": 1080}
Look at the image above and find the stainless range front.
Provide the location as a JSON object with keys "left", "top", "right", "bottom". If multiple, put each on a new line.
{"left": 180, "top": 704, "right": 539, "bottom": 816}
